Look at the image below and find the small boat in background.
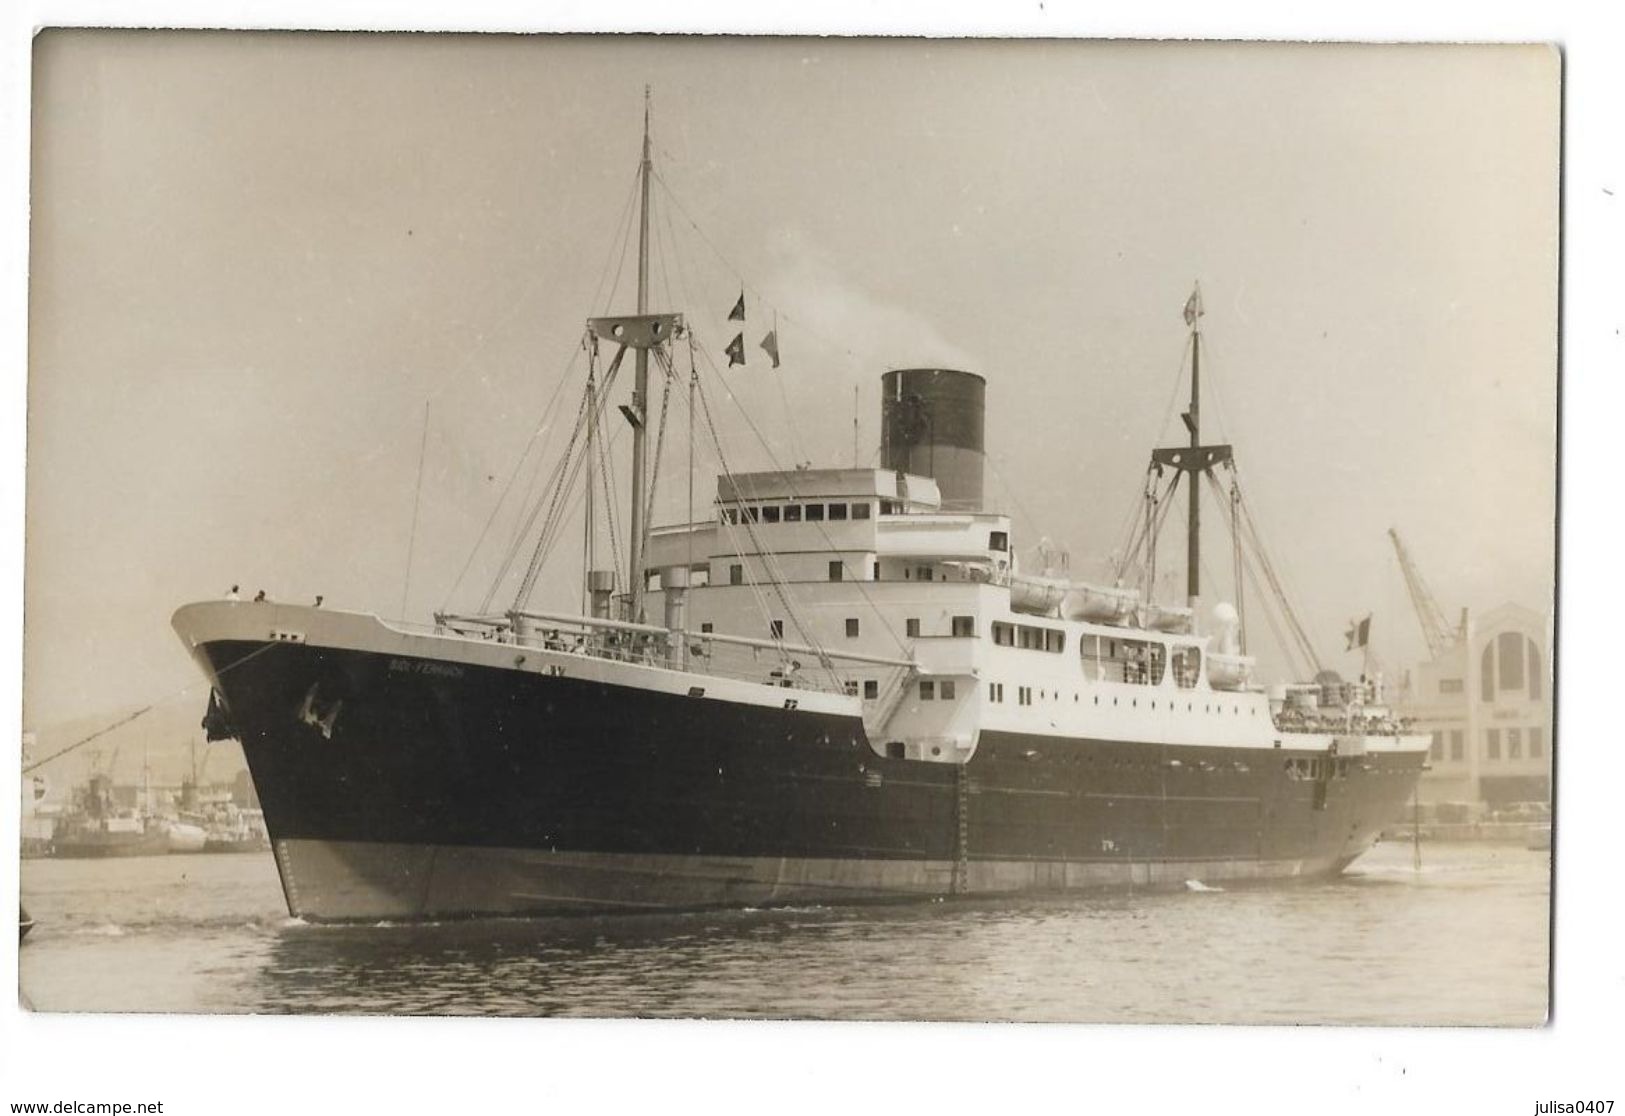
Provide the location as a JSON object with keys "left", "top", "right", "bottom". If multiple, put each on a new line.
{"left": 51, "top": 773, "right": 170, "bottom": 858}
{"left": 165, "top": 820, "right": 208, "bottom": 853}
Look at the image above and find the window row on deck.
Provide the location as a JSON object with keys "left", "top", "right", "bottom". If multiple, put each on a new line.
{"left": 990, "top": 625, "right": 1206, "bottom": 690}
{"left": 721, "top": 500, "right": 876, "bottom": 526}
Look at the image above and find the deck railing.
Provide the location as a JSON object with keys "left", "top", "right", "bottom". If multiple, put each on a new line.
{"left": 427, "top": 608, "right": 914, "bottom": 696}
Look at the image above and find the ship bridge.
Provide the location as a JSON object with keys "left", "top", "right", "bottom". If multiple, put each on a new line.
{"left": 644, "top": 467, "right": 1012, "bottom": 590}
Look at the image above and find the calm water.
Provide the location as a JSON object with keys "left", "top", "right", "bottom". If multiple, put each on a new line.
{"left": 18, "top": 841, "right": 1549, "bottom": 1024}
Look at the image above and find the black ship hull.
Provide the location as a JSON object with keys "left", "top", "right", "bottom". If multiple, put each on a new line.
{"left": 183, "top": 606, "right": 1425, "bottom": 922}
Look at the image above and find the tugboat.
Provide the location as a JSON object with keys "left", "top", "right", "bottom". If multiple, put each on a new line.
{"left": 172, "top": 95, "right": 1428, "bottom": 922}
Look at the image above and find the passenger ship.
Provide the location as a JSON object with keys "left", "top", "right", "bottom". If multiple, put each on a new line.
{"left": 172, "top": 100, "right": 1428, "bottom": 921}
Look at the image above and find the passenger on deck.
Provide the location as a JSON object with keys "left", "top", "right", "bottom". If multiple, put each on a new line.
{"left": 225, "top": 584, "right": 241, "bottom": 601}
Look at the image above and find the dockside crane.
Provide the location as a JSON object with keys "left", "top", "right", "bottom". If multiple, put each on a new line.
{"left": 1388, "top": 527, "right": 1466, "bottom": 659}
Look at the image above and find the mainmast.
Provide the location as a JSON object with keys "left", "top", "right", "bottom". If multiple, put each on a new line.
{"left": 1186, "top": 288, "right": 1202, "bottom": 609}
{"left": 627, "top": 87, "right": 654, "bottom": 623}
{"left": 1150, "top": 282, "right": 1231, "bottom": 622}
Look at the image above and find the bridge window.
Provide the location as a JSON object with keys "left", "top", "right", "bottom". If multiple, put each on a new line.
{"left": 723, "top": 507, "right": 739, "bottom": 525}
{"left": 828, "top": 503, "right": 848, "bottom": 521}
{"left": 864, "top": 679, "right": 879, "bottom": 699}
{"left": 690, "top": 565, "right": 710, "bottom": 588}
{"left": 844, "top": 681, "right": 859, "bottom": 697}
{"left": 806, "top": 503, "right": 826, "bottom": 522}
{"left": 770, "top": 620, "right": 784, "bottom": 640}
{"left": 992, "top": 622, "right": 1014, "bottom": 647}
{"left": 1043, "top": 629, "right": 1065, "bottom": 653}
{"left": 761, "top": 505, "right": 781, "bottom": 524}
{"left": 784, "top": 504, "right": 802, "bottom": 522}
{"left": 920, "top": 681, "right": 935, "bottom": 700}
{"left": 701, "top": 622, "right": 714, "bottom": 634}
{"left": 729, "top": 564, "right": 743, "bottom": 586}
{"left": 846, "top": 618, "right": 860, "bottom": 638}
{"left": 952, "top": 615, "right": 976, "bottom": 638}
{"left": 741, "top": 505, "right": 759, "bottom": 524}
{"left": 941, "top": 680, "right": 956, "bottom": 700}
{"left": 829, "top": 561, "right": 844, "bottom": 582}
{"left": 852, "top": 502, "right": 872, "bottom": 520}
{"left": 989, "top": 530, "right": 1009, "bottom": 552}
{"left": 906, "top": 618, "right": 921, "bottom": 638}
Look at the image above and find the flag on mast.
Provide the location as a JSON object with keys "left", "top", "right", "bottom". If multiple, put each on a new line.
{"left": 1344, "top": 615, "right": 1371, "bottom": 651}
{"left": 725, "top": 333, "right": 746, "bottom": 367}
{"left": 1183, "top": 283, "right": 1204, "bottom": 328}
{"left": 728, "top": 291, "right": 746, "bottom": 322}
{"left": 759, "top": 313, "right": 780, "bottom": 368}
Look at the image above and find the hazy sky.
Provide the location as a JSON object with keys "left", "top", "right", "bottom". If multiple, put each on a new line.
{"left": 24, "top": 31, "right": 1558, "bottom": 727}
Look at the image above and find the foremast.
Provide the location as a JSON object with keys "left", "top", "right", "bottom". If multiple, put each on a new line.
{"left": 627, "top": 87, "right": 655, "bottom": 623}
{"left": 582, "top": 87, "right": 682, "bottom": 624}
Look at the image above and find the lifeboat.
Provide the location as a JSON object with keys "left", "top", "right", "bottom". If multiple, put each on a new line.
{"left": 1143, "top": 602, "right": 1195, "bottom": 633}
{"left": 1206, "top": 652, "right": 1255, "bottom": 691}
{"left": 1009, "top": 573, "right": 1069, "bottom": 616}
{"left": 1061, "top": 582, "right": 1140, "bottom": 624}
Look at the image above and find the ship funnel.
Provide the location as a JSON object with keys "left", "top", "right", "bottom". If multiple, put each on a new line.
{"left": 880, "top": 368, "right": 985, "bottom": 512}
